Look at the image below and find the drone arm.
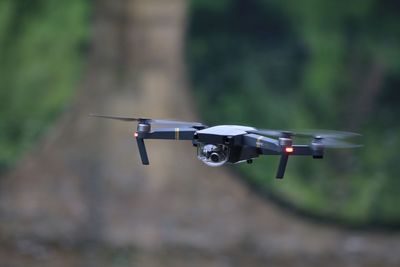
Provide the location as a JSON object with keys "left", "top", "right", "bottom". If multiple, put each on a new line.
{"left": 145, "top": 128, "right": 197, "bottom": 140}
{"left": 290, "top": 145, "right": 313, "bottom": 155}
{"left": 243, "top": 134, "right": 281, "bottom": 152}
{"left": 134, "top": 128, "right": 196, "bottom": 166}
{"left": 243, "top": 134, "right": 316, "bottom": 179}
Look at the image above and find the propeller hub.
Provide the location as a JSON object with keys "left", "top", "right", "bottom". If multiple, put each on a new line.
{"left": 313, "top": 136, "right": 324, "bottom": 143}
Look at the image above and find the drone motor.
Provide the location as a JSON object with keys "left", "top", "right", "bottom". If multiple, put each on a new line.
{"left": 311, "top": 137, "right": 324, "bottom": 159}
{"left": 137, "top": 123, "right": 151, "bottom": 133}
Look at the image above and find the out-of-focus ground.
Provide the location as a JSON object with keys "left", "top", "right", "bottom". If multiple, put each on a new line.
{"left": 0, "top": 0, "right": 399, "bottom": 266}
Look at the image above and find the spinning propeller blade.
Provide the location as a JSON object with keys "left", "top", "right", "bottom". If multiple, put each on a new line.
{"left": 249, "top": 129, "right": 360, "bottom": 139}
{"left": 315, "top": 138, "right": 362, "bottom": 149}
{"left": 90, "top": 114, "right": 204, "bottom": 127}
{"left": 89, "top": 114, "right": 144, "bottom": 121}
{"left": 248, "top": 129, "right": 361, "bottom": 149}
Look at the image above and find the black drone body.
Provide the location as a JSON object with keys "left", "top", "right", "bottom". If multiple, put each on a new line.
{"left": 91, "top": 114, "right": 361, "bottom": 179}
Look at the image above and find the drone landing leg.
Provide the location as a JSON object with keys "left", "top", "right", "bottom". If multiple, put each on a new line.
{"left": 276, "top": 154, "right": 289, "bottom": 179}
{"left": 136, "top": 138, "right": 149, "bottom": 165}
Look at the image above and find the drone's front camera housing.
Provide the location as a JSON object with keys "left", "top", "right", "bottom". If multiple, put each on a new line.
{"left": 197, "top": 144, "right": 230, "bottom": 167}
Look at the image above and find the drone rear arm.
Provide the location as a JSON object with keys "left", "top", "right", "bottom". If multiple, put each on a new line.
{"left": 243, "top": 134, "right": 315, "bottom": 178}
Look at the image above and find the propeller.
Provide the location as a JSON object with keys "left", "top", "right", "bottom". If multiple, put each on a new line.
{"left": 90, "top": 114, "right": 205, "bottom": 127}
{"left": 248, "top": 129, "right": 361, "bottom": 149}
{"left": 312, "top": 137, "right": 362, "bottom": 149}
{"left": 249, "top": 129, "right": 360, "bottom": 139}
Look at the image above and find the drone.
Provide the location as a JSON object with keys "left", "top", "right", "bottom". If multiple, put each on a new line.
{"left": 91, "top": 114, "right": 361, "bottom": 179}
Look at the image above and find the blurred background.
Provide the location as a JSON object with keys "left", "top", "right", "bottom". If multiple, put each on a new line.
{"left": 0, "top": 0, "right": 400, "bottom": 266}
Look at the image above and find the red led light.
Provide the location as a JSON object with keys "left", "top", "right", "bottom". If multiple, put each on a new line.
{"left": 285, "top": 147, "right": 294, "bottom": 153}
{"left": 134, "top": 132, "right": 139, "bottom": 138}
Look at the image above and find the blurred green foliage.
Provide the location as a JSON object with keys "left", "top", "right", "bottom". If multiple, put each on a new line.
{"left": 187, "top": 0, "right": 400, "bottom": 226}
{"left": 0, "top": 0, "right": 89, "bottom": 172}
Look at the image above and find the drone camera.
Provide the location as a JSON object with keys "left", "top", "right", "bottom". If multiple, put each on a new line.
{"left": 197, "top": 144, "right": 230, "bottom": 167}
{"left": 210, "top": 152, "right": 220, "bottom": 163}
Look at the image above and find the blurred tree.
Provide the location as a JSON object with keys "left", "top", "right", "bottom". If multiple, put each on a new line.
{"left": 0, "top": 0, "right": 208, "bottom": 249}
{"left": 0, "top": 0, "right": 89, "bottom": 173}
{"left": 187, "top": 0, "right": 400, "bottom": 226}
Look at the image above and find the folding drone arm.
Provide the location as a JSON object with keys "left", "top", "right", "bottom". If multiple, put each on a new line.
{"left": 135, "top": 127, "right": 197, "bottom": 165}
{"left": 242, "top": 134, "right": 281, "bottom": 153}
{"left": 243, "top": 134, "right": 315, "bottom": 179}
{"left": 141, "top": 128, "right": 197, "bottom": 140}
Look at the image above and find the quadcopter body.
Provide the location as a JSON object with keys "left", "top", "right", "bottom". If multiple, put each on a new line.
{"left": 91, "top": 115, "right": 361, "bottom": 178}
